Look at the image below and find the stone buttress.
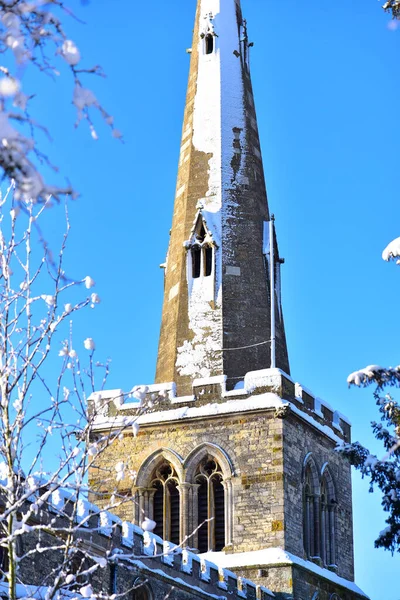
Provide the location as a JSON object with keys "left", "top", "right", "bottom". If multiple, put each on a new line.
{"left": 155, "top": 0, "right": 289, "bottom": 396}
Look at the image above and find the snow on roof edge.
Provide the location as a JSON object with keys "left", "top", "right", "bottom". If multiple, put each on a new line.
{"left": 201, "top": 548, "right": 369, "bottom": 598}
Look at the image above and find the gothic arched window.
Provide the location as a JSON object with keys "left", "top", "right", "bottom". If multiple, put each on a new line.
{"left": 190, "top": 222, "right": 214, "bottom": 281}
{"left": 195, "top": 458, "right": 225, "bottom": 552}
{"left": 151, "top": 463, "right": 180, "bottom": 545}
{"left": 132, "top": 579, "right": 153, "bottom": 600}
{"left": 303, "top": 459, "right": 319, "bottom": 559}
{"left": 320, "top": 470, "right": 337, "bottom": 567}
{"left": 205, "top": 34, "right": 214, "bottom": 55}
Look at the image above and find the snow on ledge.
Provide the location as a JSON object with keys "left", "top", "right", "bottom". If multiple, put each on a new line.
{"left": 201, "top": 548, "right": 369, "bottom": 598}
{"left": 92, "top": 393, "right": 284, "bottom": 430}
{"left": 92, "top": 394, "right": 345, "bottom": 444}
{"left": 244, "top": 368, "right": 294, "bottom": 394}
{"left": 193, "top": 375, "right": 227, "bottom": 387}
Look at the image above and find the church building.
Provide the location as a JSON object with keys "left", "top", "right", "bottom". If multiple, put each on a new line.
{"left": 89, "top": 1, "right": 368, "bottom": 599}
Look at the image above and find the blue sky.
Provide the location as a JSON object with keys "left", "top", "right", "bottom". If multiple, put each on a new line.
{"left": 23, "top": 0, "right": 400, "bottom": 597}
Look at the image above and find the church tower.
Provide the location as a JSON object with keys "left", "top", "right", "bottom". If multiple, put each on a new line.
{"left": 155, "top": 0, "right": 289, "bottom": 396}
{"left": 90, "top": 2, "right": 368, "bottom": 599}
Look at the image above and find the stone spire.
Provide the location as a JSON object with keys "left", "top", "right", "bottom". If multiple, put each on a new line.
{"left": 156, "top": 0, "right": 290, "bottom": 395}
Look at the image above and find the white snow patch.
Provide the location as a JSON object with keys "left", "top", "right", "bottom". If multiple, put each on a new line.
{"left": 347, "top": 365, "right": 383, "bottom": 386}
{"left": 382, "top": 237, "right": 400, "bottom": 261}
{"left": 201, "top": 548, "right": 368, "bottom": 598}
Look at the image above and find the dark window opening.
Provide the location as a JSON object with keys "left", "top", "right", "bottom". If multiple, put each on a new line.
{"left": 153, "top": 481, "right": 163, "bottom": 539}
{"left": 204, "top": 246, "right": 213, "bottom": 277}
{"left": 133, "top": 582, "right": 152, "bottom": 600}
{"left": 151, "top": 463, "right": 180, "bottom": 544}
{"left": 195, "top": 458, "right": 225, "bottom": 552}
{"left": 168, "top": 480, "right": 180, "bottom": 546}
{"left": 109, "top": 564, "right": 118, "bottom": 595}
{"left": 192, "top": 246, "right": 201, "bottom": 279}
{"left": 205, "top": 34, "right": 214, "bottom": 55}
{"left": 197, "top": 479, "right": 208, "bottom": 553}
{"left": 213, "top": 476, "right": 225, "bottom": 551}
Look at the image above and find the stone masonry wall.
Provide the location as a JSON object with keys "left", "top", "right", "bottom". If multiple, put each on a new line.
{"left": 283, "top": 413, "right": 354, "bottom": 581}
{"left": 90, "top": 410, "right": 286, "bottom": 553}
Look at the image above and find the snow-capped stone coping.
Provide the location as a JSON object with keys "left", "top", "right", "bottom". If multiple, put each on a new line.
{"left": 201, "top": 549, "right": 369, "bottom": 599}
{"left": 91, "top": 368, "right": 351, "bottom": 444}
{"left": 15, "top": 485, "right": 274, "bottom": 600}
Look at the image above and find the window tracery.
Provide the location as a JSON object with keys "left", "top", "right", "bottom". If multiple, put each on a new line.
{"left": 195, "top": 457, "right": 225, "bottom": 552}
{"left": 190, "top": 223, "right": 215, "bottom": 280}
{"left": 151, "top": 462, "right": 180, "bottom": 545}
{"left": 320, "top": 471, "right": 337, "bottom": 567}
{"left": 304, "top": 463, "right": 318, "bottom": 559}
{"left": 303, "top": 457, "right": 337, "bottom": 568}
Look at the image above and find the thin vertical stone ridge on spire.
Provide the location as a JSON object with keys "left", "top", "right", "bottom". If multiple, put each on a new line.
{"left": 156, "top": 0, "right": 289, "bottom": 395}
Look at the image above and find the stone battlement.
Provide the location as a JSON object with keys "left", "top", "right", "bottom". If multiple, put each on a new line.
{"left": 6, "top": 482, "right": 274, "bottom": 600}
{"left": 93, "top": 369, "right": 351, "bottom": 443}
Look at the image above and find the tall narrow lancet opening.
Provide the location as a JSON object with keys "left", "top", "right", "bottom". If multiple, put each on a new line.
{"left": 195, "top": 458, "right": 225, "bottom": 552}
{"left": 303, "top": 457, "right": 319, "bottom": 559}
{"left": 320, "top": 468, "right": 337, "bottom": 567}
{"left": 151, "top": 463, "right": 180, "bottom": 545}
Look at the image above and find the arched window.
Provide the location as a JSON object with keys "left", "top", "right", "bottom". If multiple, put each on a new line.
{"left": 205, "top": 34, "right": 214, "bottom": 55}
{"left": 304, "top": 464, "right": 316, "bottom": 558}
{"left": 190, "top": 222, "right": 214, "bottom": 280}
{"left": 151, "top": 462, "right": 180, "bottom": 545}
{"left": 303, "top": 457, "right": 320, "bottom": 560}
{"left": 320, "top": 470, "right": 337, "bottom": 567}
{"left": 132, "top": 579, "right": 153, "bottom": 600}
{"left": 195, "top": 458, "right": 225, "bottom": 552}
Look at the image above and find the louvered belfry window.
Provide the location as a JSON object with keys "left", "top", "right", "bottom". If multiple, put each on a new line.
{"left": 195, "top": 458, "right": 225, "bottom": 552}
{"left": 151, "top": 463, "right": 180, "bottom": 545}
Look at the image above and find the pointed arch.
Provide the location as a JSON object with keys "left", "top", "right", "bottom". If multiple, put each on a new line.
{"left": 303, "top": 453, "right": 320, "bottom": 559}
{"left": 184, "top": 443, "right": 233, "bottom": 482}
{"left": 302, "top": 453, "right": 319, "bottom": 492}
{"left": 184, "top": 443, "right": 234, "bottom": 551}
{"left": 321, "top": 463, "right": 337, "bottom": 502}
{"left": 185, "top": 212, "right": 218, "bottom": 287}
{"left": 135, "top": 448, "right": 183, "bottom": 488}
{"left": 320, "top": 464, "right": 337, "bottom": 567}
{"left": 134, "top": 449, "right": 183, "bottom": 544}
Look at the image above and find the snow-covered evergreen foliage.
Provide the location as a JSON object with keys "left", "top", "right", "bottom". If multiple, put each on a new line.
{"left": 383, "top": 0, "right": 400, "bottom": 19}
{"left": 339, "top": 238, "right": 400, "bottom": 553}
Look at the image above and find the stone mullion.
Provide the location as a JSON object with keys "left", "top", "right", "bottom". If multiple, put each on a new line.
{"left": 135, "top": 487, "right": 146, "bottom": 525}
{"left": 304, "top": 495, "right": 311, "bottom": 558}
{"left": 329, "top": 506, "right": 337, "bottom": 566}
{"left": 208, "top": 477, "right": 214, "bottom": 551}
{"left": 134, "top": 487, "right": 156, "bottom": 525}
{"left": 313, "top": 496, "right": 321, "bottom": 559}
{"left": 164, "top": 482, "right": 169, "bottom": 542}
{"left": 177, "top": 483, "right": 191, "bottom": 545}
{"left": 147, "top": 489, "right": 156, "bottom": 522}
{"left": 320, "top": 503, "right": 326, "bottom": 564}
{"left": 309, "top": 496, "right": 315, "bottom": 556}
{"left": 191, "top": 483, "right": 200, "bottom": 549}
{"left": 222, "top": 478, "right": 233, "bottom": 547}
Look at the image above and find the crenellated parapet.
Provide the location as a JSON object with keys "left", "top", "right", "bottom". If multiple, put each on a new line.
{"left": 91, "top": 368, "right": 351, "bottom": 444}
